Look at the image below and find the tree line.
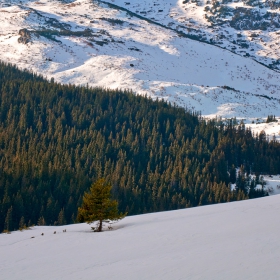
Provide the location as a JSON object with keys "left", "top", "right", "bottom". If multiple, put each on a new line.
{"left": 0, "top": 61, "right": 279, "bottom": 232}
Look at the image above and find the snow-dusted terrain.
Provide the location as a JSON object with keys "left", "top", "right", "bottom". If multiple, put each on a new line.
{"left": 231, "top": 174, "right": 280, "bottom": 194}
{"left": 0, "top": 0, "right": 280, "bottom": 120}
{"left": 245, "top": 117, "right": 280, "bottom": 141}
{"left": 262, "top": 175, "right": 280, "bottom": 195}
{"left": 115, "top": 0, "right": 280, "bottom": 71}
{"left": 1, "top": 195, "right": 280, "bottom": 279}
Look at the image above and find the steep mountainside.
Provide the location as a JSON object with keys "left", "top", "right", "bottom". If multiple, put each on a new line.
{"left": 0, "top": 0, "right": 280, "bottom": 119}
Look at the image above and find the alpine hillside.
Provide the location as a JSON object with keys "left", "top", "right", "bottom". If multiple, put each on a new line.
{"left": 0, "top": 0, "right": 280, "bottom": 121}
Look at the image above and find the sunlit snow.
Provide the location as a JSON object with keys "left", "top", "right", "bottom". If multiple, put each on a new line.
{"left": 0, "top": 0, "right": 279, "bottom": 121}
{"left": 1, "top": 195, "right": 280, "bottom": 279}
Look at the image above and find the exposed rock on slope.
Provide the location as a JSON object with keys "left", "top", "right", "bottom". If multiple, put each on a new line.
{"left": 18, "top": 28, "right": 31, "bottom": 44}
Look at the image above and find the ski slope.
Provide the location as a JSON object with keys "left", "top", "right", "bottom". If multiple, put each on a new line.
{"left": 1, "top": 195, "right": 280, "bottom": 279}
{"left": 0, "top": 0, "right": 280, "bottom": 120}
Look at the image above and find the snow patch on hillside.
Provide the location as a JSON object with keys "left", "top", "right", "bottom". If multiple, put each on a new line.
{"left": 262, "top": 175, "right": 280, "bottom": 195}
{"left": 245, "top": 118, "right": 280, "bottom": 141}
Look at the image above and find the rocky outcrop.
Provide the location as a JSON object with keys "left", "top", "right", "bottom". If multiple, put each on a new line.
{"left": 18, "top": 28, "right": 31, "bottom": 44}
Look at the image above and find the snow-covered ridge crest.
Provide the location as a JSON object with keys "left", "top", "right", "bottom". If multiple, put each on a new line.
{"left": 0, "top": 0, "right": 279, "bottom": 120}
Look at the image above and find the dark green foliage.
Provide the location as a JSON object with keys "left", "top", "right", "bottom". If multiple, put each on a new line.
{"left": 99, "top": 17, "right": 125, "bottom": 25}
{"left": 230, "top": 8, "right": 280, "bottom": 31}
{"left": 0, "top": 61, "right": 279, "bottom": 232}
{"left": 229, "top": 164, "right": 236, "bottom": 184}
{"left": 266, "top": 115, "right": 277, "bottom": 123}
{"left": 34, "top": 28, "right": 94, "bottom": 42}
{"left": 77, "top": 178, "right": 126, "bottom": 232}
{"left": 4, "top": 206, "right": 13, "bottom": 232}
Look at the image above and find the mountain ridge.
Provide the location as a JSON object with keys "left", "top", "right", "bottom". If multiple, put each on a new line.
{"left": 0, "top": 0, "right": 280, "bottom": 120}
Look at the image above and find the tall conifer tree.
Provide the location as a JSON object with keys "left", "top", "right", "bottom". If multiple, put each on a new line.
{"left": 77, "top": 179, "right": 126, "bottom": 232}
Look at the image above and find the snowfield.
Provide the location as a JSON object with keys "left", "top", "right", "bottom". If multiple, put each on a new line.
{"left": 245, "top": 117, "right": 280, "bottom": 142}
{"left": 260, "top": 175, "right": 280, "bottom": 195}
{"left": 1, "top": 195, "right": 280, "bottom": 279}
{"left": 0, "top": 0, "right": 279, "bottom": 121}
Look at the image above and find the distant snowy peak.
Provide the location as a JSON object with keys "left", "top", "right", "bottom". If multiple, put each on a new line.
{"left": 0, "top": 0, "right": 279, "bottom": 120}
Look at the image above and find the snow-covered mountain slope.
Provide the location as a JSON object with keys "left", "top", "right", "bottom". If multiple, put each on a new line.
{"left": 115, "top": 0, "right": 280, "bottom": 71}
{"left": 1, "top": 195, "right": 280, "bottom": 280}
{"left": 245, "top": 117, "right": 280, "bottom": 141}
{"left": 0, "top": 0, "right": 279, "bottom": 119}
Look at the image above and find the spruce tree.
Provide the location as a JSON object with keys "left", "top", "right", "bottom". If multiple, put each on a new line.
{"left": 4, "top": 206, "right": 13, "bottom": 232}
{"left": 37, "top": 216, "right": 46, "bottom": 226}
{"left": 57, "top": 208, "right": 66, "bottom": 225}
{"left": 77, "top": 179, "right": 126, "bottom": 232}
{"left": 19, "top": 216, "right": 26, "bottom": 229}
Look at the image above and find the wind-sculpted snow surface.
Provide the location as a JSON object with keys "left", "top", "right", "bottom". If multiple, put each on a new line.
{"left": 1, "top": 195, "right": 280, "bottom": 279}
{"left": 0, "top": 0, "right": 280, "bottom": 119}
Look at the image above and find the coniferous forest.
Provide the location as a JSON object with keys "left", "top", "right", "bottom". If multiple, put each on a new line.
{"left": 1, "top": 61, "right": 280, "bottom": 232}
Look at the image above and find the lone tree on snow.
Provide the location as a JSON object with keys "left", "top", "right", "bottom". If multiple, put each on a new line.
{"left": 77, "top": 179, "right": 126, "bottom": 232}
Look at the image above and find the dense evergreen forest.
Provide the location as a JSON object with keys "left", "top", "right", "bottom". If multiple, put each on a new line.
{"left": 1, "top": 61, "right": 280, "bottom": 232}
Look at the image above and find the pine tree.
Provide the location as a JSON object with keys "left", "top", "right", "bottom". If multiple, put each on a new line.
{"left": 229, "top": 164, "right": 236, "bottom": 184}
{"left": 37, "top": 216, "right": 46, "bottom": 226}
{"left": 77, "top": 179, "right": 127, "bottom": 232}
{"left": 57, "top": 208, "right": 66, "bottom": 225}
{"left": 19, "top": 216, "right": 26, "bottom": 229}
{"left": 4, "top": 206, "right": 13, "bottom": 232}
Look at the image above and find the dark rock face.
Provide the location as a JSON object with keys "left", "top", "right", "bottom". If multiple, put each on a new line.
{"left": 18, "top": 28, "right": 31, "bottom": 44}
